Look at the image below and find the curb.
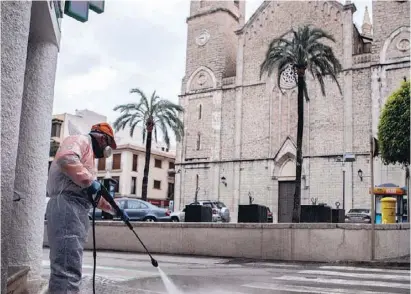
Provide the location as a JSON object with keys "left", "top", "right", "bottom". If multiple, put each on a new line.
{"left": 332, "top": 260, "right": 410, "bottom": 269}
{"left": 223, "top": 257, "right": 410, "bottom": 269}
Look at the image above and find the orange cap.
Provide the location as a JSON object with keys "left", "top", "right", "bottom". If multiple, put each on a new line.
{"left": 91, "top": 122, "right": 117, "bottom": 149}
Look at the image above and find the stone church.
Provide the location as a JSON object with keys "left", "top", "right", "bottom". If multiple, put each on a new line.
{"left": 174, "top": 0, "right": 410, "bottom": 222}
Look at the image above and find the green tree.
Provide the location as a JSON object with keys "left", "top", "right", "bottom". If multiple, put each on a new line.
{"left": 113, "top": 89, "right": 184, "bottom": 201}
{"left": 260, "top": 25, "right": 342, "bottom": 222}
{"left": 378, "top": 80, "right": 410, "bottom": 167}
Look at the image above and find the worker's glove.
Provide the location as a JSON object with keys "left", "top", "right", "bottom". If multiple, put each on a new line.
{"left": 87, "top": 180, "right": 101, "bottom": 206}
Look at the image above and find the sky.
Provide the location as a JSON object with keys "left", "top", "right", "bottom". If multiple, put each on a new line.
{"left": 53, "top": 0, "right": 372, "bottom": 125}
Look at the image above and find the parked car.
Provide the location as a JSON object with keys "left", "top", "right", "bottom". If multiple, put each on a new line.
{"left": 170, "top": 208, "right": 185, "bottom": 222}
{"left": 193, "top": 200, "right": 230, "bottom": 222}
{"left": 345, "top": 208, "right": 371, "bottom": 223}
{"left": 88, "top": 198, "right": 171, "bottom": 222}
{"left": 266, "top": 207, "right": 273, "bottom": 223}
{"left": 170, "top": 202, "right": 222, "bottom": 222}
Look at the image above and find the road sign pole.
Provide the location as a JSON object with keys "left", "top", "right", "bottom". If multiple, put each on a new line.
{"left": 370, "top": 135, "right": 375, "bottom": 261}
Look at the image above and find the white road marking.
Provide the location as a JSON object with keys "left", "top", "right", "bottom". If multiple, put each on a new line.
{"left": 319, "top": 265, "right": 410, "bottom": 274}
{"left": 299, "top": 270, "right": 410, "bottom": 281}
{"left": 242, "top": 282, "right": 400, "bottom": 294}
{"left": 272, "top": 275, "right": 410, "bottom": 289}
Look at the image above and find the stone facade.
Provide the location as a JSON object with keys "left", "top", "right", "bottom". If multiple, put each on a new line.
{"left": 175, "top": 0, "right": 410, "bottom": 222}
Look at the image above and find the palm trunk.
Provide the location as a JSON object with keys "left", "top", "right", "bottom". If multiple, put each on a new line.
{"left": 141, "top": 130, "right": 152, "bottom": 201}
{"left": 292, "top": 73, "right": 305, "bottom": 223}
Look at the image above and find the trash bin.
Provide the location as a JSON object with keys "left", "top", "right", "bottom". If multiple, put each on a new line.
{"left": 381, "top": 197, "right": 397, "bottom": 224}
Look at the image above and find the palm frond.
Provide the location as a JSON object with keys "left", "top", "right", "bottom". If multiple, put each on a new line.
{"left": 130, "top": 88, "right": 150, "bottom": 112}
{"left": 261, "top": 25, "right": 342, "bottom": 99}
{"left": 114, "top": 87, "right": 184, "bottom": 145}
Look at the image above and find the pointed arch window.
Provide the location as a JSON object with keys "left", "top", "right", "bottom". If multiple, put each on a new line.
{"left": 198, "top": 104, "right": 202, "bottom": 119}
{"left": 196, "top": 174, "right": 199, "bottom": 190}
{"left": 196, "top": 133, "right": 201, "bottom": 150}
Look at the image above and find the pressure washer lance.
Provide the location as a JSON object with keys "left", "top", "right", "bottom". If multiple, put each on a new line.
{"left": 90, "top": 185, "right": 159, "bottom": 293}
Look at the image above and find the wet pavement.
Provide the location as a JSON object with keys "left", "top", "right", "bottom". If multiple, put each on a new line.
{"left": 42, "top": 248, "right": 410, "bottom": 294}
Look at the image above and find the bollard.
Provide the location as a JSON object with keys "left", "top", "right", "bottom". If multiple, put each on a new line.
{"left": 381, "top": 197, "right": 397, "bottom": 224}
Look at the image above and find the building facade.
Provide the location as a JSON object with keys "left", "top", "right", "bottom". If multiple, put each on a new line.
{"left": 95, "top": 144, "right": 176, "bottom": 207}
{"left": 174, "top": 0, "right": 410, "bottom": 222}
{"left": 49, "top": 109, "right": 107, "bottom": 165}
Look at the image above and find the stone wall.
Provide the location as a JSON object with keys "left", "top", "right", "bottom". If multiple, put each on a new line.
{"left": 371, "top": 0, "right": 410, "bottom": 64}
{"left": 43, "top": 222, "right": 410, "bottom": 263}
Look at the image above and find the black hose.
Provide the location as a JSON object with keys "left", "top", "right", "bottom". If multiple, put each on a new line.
{"left": 92, "top": 206, "right": 96, "bottom": 294}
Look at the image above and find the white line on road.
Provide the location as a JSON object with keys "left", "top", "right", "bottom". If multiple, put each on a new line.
{"left": 298, "top": 270, "right": 410, "bottom": 281}
{"left": 242, "top": 282, "right": 400, "bottom": 294}
{"left": 319, "top": 265, "right": 410, "bottom": 274}
{"left": 271, "top": 275, "right": 410, "bottom": 289}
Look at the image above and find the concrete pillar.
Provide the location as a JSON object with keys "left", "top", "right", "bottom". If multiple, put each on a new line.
{"left": 9, "top": 39, "right": 59, "bottom": 282}
{"left": 1, "top": 1, "right": 32, "bottom": 292}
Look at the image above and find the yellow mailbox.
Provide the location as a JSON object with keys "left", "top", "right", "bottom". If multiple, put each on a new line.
{"left": 381, "top": 197, "right": 397, "bottom": 224}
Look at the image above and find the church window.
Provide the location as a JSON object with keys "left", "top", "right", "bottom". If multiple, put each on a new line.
{"left": 196, "top": 174, "right": 199, "bottom": 190}
{"left": 196, "top": 133, "right": 201, "bottom": 150}
{"left": 199, "top": 104, "right": 202, "bottom": 119}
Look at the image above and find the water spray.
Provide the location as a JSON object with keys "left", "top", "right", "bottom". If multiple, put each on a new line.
{"left": 90, "top": 179, "right": 158, "bottom": 294}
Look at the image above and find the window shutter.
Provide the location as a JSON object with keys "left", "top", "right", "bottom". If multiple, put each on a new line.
{"left": 112, "top": 154, "right": 121, "bottom": 170}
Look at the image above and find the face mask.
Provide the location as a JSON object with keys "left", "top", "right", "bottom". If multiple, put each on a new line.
{"left": 103, "top": 146, "right": 112, "bottom": 158}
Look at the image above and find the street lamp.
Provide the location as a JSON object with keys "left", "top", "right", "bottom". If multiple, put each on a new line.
{"left": 218, "top": 176, "right": 227, "bottom": 202}
{"left": 221, "top": 176, "right": 227, "bottom": 187}
{"left": 358, "top": 169, "right": 363, "bottom": 181}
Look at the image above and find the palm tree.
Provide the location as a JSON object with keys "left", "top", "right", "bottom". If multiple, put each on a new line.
{"left": 113, "top": 88, "right": 184, "bottom": 201}
{"left": 260, "top": 25, "right": 342, "bottom": 222}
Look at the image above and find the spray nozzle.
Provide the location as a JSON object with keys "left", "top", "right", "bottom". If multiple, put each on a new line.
{"left": 151, "top": 258, "right": 158, "bottom": 268}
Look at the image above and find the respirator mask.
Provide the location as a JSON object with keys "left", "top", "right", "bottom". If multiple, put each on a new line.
{"left": 102, "top": 146, "right": 112, "bottom": 158}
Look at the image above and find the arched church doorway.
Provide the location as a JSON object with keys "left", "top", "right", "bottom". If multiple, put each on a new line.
{"left": 278, "top": 159, "right": 296, "bottom": 223}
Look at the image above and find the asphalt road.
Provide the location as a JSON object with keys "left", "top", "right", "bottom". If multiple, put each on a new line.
{"left": 42, "top": 248, "right": 410, "bottom": 294}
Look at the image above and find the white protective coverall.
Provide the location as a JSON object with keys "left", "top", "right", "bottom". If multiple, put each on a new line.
{"left": 46, "top": 134, "right": 112, "bottom": 293}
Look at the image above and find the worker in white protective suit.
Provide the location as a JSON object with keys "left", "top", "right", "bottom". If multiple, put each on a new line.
{"left": 46, "top": 122, "right": 117, "bottom": 294}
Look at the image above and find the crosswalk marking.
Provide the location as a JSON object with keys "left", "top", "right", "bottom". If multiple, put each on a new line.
{"left": 319, "top": 265, "right": 410, "bottom": 274}
{"left": 271, "top": 275, "right": 410, "bottom": 289}
{"left": 241, "top": 265, "right": 411, "bottom": 293}
{"left": 298, "top": 269, "right": 410, "bottom": 281}
{"left": 242, "top": 282, "right": 399, "bottom": 294}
